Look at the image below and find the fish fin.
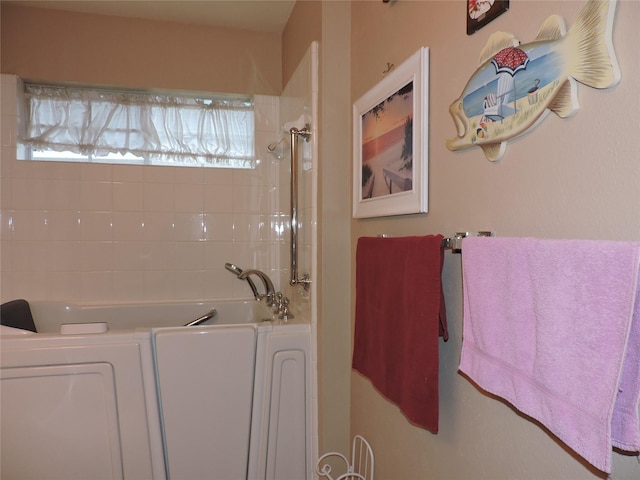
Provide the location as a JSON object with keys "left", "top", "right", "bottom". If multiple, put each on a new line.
{"left": 566, "top": 0, "right": 620, "bottom": 89}
{"left": 478, "top": 32, "right": 519, "bottom": 66}
{"left": 548, "top": 78, "right": 580, "bottom": 118}
{"left": 535, "top": 14, "right": 567, "bottom": 41}
{"left": 481, "top": 143, "right": 506, "bottom": 162}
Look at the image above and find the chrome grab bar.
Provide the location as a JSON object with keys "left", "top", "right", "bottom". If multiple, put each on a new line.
{"left": 184, "top": 308, "right": 217, "bottom": 327}
{"left": 289, "top": 124, "right": 312, "bottom": 290}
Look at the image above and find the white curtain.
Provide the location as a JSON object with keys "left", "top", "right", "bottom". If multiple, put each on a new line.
{"left": 20, "top": 83, "right": 255, "bottom": 168}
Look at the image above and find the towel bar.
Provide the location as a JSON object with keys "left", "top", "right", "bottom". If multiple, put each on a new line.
{"left": 377, "top": 231, "right": 494, "bottom": 254}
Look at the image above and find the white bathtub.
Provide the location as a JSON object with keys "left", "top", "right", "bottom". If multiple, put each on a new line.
{"left": 0, "top": 300, "right": 312, "bottom": 480}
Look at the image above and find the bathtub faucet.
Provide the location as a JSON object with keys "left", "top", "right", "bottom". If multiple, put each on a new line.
{"left": 225, "top": 263, "right": 260, "bottom": 299}
{"left": 225, "top": 263, "right": 276, "bottom": 306}
{"left": 239, "top": 269, "right": 277, "bottom": 306}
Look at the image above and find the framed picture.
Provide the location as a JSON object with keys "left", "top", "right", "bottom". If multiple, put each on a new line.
{"left": 353, "top": 47, "right": 429, "bottom": 219}
{"left": 467, "top": 0, "right": 509, "bottom": 35}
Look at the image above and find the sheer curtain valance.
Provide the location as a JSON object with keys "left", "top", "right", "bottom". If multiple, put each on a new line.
{"left": 20, "top": 83, "right": 255, "bottom": 168}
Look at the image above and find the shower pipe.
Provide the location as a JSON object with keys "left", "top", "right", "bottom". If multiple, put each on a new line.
{"left": 289, "top": 124, "right": 312, "bottom": 290}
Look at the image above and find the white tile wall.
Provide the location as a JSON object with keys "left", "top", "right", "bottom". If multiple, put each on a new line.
{"left": 277, "top": 43, "right": 318, "bottom": 314}
{"left": 0, "top": 74, "right": 286, "bottom": 303}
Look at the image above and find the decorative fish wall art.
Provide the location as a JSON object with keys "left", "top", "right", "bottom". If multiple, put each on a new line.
{"left": 446, "top": 0, "right": 620, "bottom": 162}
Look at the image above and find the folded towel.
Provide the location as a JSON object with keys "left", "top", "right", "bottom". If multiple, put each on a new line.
{"left": 459, "top": 237, "right": 640, "bottom": 473}
{"left": 352, "top": 235, "right": 447, "bottom": 433}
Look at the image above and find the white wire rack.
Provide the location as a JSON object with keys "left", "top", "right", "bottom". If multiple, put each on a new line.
{"left": 316, "top": 435, "right": 374, "bottom": 480}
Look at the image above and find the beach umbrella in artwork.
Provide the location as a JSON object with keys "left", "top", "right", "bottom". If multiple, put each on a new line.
{"left": 491, "top": 47, "right": 530, "bottom": 76}
{"left": 491, "top": 47, "right": 529, "bottom": 114}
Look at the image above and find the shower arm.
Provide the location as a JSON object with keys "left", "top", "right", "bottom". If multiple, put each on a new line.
{"left": 289, "top": 124, "right": 312, "bottom": 290}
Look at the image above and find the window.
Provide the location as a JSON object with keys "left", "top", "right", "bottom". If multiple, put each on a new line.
{"left": 18, "top": 83, "right": 255, "bottom": 168}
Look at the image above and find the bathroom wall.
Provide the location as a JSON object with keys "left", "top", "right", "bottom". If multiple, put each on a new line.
{"left": 2, "top": 6, "right": 326, "bottom": 475}
{"left": 6, "top": 3, "right": 637, "bottom": 478}
{"left": 350, "top": 1, "right": 640, "bottom": 479}
{"left": 0, "top": 4, "right": 282, "bottom": 95}
{"left": 0, "top": 5, "right": 287, "bottom": 303}
{"left": 273, "top": 44, "right": 317, "bottom": 305}
{"left": 281, "top": 0, "right": 353, "bottom": 458}
{"left": 275, "top": 40, "right": 321, "bottom": 471}
{"left": 0, "top": 75, "right": 284, "bottom": 303}
{"left": 282, "top": 1, "right": 322, "bottom": 87}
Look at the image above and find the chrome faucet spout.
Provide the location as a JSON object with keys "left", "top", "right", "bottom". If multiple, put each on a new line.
{"left": 224, "top": 262, "right": 243, "bottom": 276}
{"left": 238, "top": 269, "right": 276, "bottom": 304}
{"left": 225, "top": 262, "right": 260, "bottom": 300}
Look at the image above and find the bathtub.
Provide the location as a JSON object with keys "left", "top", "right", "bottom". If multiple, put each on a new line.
{"left": 0, "top": 299, "right": 312, "bottom": 480}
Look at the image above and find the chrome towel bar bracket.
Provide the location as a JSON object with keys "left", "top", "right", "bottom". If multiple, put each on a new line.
{"left": 377, "top": 231, "right": 495, "bottom": 254}
{"left": 445, "top": 231, "right": 494, "bottom": 253}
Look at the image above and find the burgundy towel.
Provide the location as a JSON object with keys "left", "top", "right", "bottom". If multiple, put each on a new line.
{"left": 352, "top": 235, "right": 447, "bottom": 433}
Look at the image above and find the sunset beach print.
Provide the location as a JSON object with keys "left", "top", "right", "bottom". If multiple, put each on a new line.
{"left": 360, "top": 81, "right": 414, "bottom": 200}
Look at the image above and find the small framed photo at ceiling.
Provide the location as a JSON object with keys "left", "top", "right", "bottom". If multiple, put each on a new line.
{"left": 352, "top": 47, "right": 429, "bottom": 219}
{"left": 467, "top": 0, "right": 509, "bottom": 35}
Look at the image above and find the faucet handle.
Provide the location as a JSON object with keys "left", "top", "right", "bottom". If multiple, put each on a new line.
{"left": 266, "top": 291, "right": 278, "bottom": 308}
{"left": 278, "top": 296, "right": 294, "bottom": 321}
{"left": 273, "top": 292, "right": 284, "bottom": 313}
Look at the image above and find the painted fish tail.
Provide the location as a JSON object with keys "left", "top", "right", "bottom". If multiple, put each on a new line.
{"left": 566, "top": 0, "right": 620, "bottom": 89}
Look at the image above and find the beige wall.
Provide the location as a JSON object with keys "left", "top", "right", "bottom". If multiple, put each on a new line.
{"left": 1, "top": 4, "right": 282, "bottom": 95}
{"left": 319, "top": 0, "right": 352, "bottom": 460}
{"left": 282, "top": 0, "right": 353, "bottom": 459}
{"left": 282, "top": 0, "right": 322, "bottom": 87}
{"left": 350, "top": 1, "right": 640, "bottom": 479}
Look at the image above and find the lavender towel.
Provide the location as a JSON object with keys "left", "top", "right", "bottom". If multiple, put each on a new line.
{"left": 459, "top": 237, "right": 640, "bottom": 473}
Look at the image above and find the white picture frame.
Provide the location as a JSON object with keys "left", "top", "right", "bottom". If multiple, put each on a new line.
{"left": 353, "top": 47, "right": 429, "bottom": 219}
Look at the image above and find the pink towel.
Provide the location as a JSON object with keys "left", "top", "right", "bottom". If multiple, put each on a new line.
{"left": 352, "top": 235, "right": 447, "bottom": 433}
{"left": 459, "top": 237, "right": 640, "bottom": 473}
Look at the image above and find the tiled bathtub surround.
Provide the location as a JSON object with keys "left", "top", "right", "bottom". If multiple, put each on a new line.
{"left": 1, "top": 74, "right": 287, "bottom": 303}
{"left": 275, "top": 43, "right": 317, "bottom": 304}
